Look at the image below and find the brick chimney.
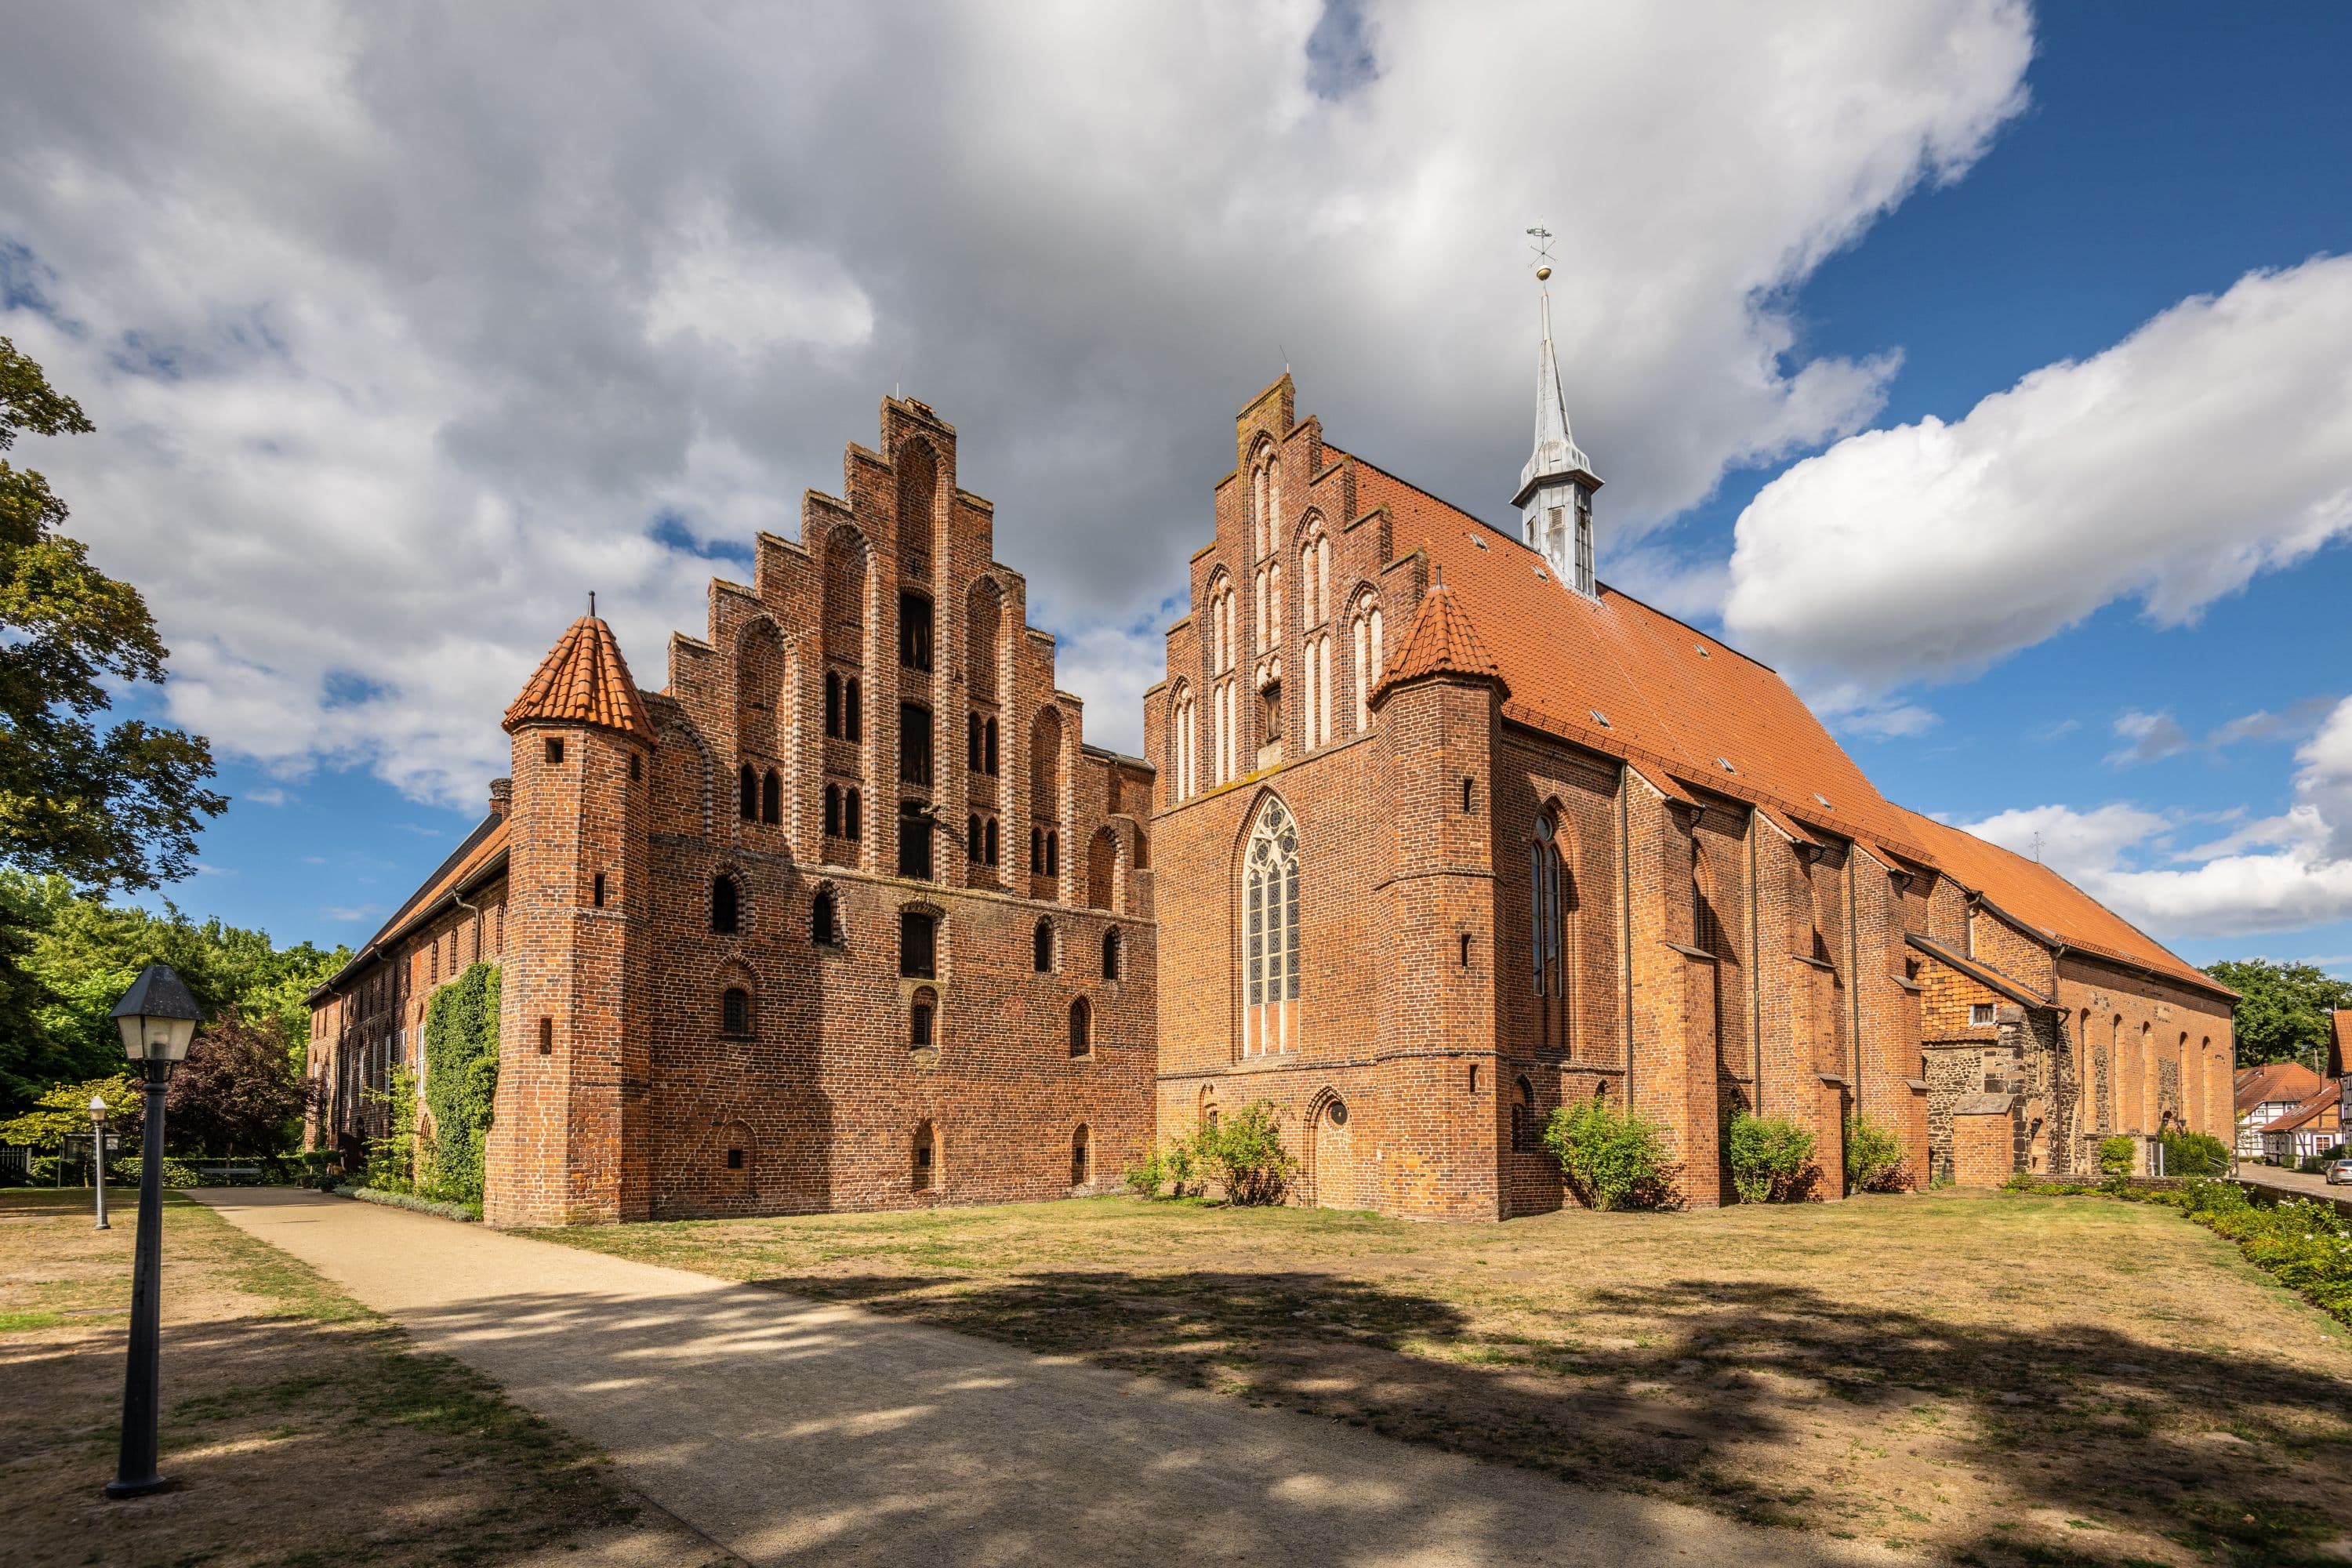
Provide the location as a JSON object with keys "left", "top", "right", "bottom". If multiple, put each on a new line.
{"left": 488, "top": 777, "right": 512, "bottom": 818}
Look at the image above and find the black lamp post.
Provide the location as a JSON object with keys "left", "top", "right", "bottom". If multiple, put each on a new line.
{"left": 103, "top": 964, "right": 201, "bottom": 1501}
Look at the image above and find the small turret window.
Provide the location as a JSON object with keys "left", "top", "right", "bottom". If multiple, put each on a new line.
{"left": 712, "top": 875, "right": 741, "bottom": 935}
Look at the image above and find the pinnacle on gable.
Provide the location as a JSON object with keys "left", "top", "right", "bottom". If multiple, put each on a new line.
{"left": 503, "top": 614, "right": 655, "bottom": 742}
{"left": 1371, "top": 573, "right": 1510, "bottom": 707}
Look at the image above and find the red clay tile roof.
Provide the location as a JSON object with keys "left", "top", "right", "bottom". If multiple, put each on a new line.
{"left": 1338, "top": 452, "right": 1933, "bottom": 859}
{"left": 2236, "top": 1061, "right": 2325, "bottom": 1118}
{"left": 503, "top": 615, "right": 654, "bottom": 742}
{"left": 1893, "top": 809, "right": 2228, "bottom": 998}
{"left": 2259, "top": 1090, "right": 2339, "bottom": 1135}
{"left": 2332, "top": 1009, "right": 2352, "bottom": 1079}
{"left": 1330, "top": 448, "right": 2231, "bottom": 1001}
{"left": 1371, "top": 574, "right": 1508, "bottom": 704}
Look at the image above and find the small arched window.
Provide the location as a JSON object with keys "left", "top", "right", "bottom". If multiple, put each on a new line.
{"left": 1070, "top": 1123, "right": 1091, "bottom": 1188}
{"left": 712, "top": 875, "right": 741, "bottom": 935}
{"left": 762, "top": 770, "right": 782, "bottom": 826}
{"left": 967, "top": 712, "right": 983, "bottom": 771}
{"left": 825, "top": 670, "right": 843, "bottom": 737}
{"left": 967, "top": 813, "right": 982, "bottom": 858}
{"left": 983, "top": 717, "right": 999, "bottom": 775}
{"left": 1030, "top": 825, "right": 1044, "bottom": 874}
{"left": 1102, "top": 927, "right": 1123, "bottom": 981}
{"left": 909, "top": 987, "right": 937, "bottom": 1051}
{"left": 984, "top": 818, "right": 999, "bottom": 866}
{"left": 844, "top": 677, "right": 863, "bottom": 742}
{"left": 844, "top": 788, "right": 863, "bottom": 841}
{"left": 1069, "top": 996, "right": 1092, "bottom": 1057}
{"left": 721, "top": 987, "right": 751, "bottom": 1036}
{"left": 824, "top": 783, "right": 843, "bottom": 838}
{"left": 811, "top": 887, "right": 840, "bottom": 946}
{"left": 1033, "top": 919, "right": 1054, "bottom": 973}
{"left": 1045, "top": 830, "right": 1059, "bottom": 877}
{"left": 738, "top": 764, "right": 757, "bottom": 821}
{"left": 1512, "top": 1076, "right": 1534, "bottom": 1152}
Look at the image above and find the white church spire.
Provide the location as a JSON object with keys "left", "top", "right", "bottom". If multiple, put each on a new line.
{"left": 1511, "top": 249, "right": 1602, "bottom": 597}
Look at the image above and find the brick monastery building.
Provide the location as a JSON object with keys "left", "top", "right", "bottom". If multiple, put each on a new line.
{"left": 308, "top": 285, "right": 2238, "bottom": 1223}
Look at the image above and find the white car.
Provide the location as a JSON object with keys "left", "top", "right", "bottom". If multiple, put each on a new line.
{"left": 2327, "top": 1160, "right": 2352, "bottom": 1186}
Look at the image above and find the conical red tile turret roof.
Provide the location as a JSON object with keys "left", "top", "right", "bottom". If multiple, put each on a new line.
{"left": 1372, "top": 572, "right": 1509, "bottom": 706}
{"left": 503, "top": 615, "right": 654, "bottom": 742}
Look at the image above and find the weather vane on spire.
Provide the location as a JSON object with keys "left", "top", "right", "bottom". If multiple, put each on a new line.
{"left": 1525, "top": 225, "right": 1555, "bottom": 282}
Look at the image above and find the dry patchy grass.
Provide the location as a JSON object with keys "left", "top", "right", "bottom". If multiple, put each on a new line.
{"left": 0, "top": 1189, "right": 724, "bottom": 1568}
{"left": 539, "top": 1188, "right": 2352, "bottom": 1566}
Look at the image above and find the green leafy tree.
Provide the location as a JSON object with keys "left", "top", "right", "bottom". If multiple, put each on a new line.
{"left": 0, "top": 869, "right": 347, "bottom": 1102}
{"left": 0, "top": 340, "right": 227, "bottom": 1100}
{"left": 0, "top": 339, "right": 224, "bottom": 893}
{"left": 2205, "top": 959, "right": 2352, "bottom": 1072}
{"left": 165, "top": 1006, "right": 313, "bottom": 1156}
{"left": 0, "top": 1072, "right": 140, "bottom": 1152}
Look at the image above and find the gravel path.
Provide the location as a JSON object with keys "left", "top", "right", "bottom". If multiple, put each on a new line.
{"left": 196, "top": 1188, "right": 1911, "bottom": 1567}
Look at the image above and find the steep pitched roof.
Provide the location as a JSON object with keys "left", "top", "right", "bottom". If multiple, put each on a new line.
{"left": 1338, "top": 452, "right": 1931, "bottom": 862}
{"left": 503, "top": 615, "right": 654, "bottom": 742}
{"left": 2236, "top": 1061, "right": 2325, "bottom": 1118}
{"left": 1371, "top": 574, "right": 1507, "bottom": 705}
{"left": 310, "top": 811, "right": 510, "bottom": 998}
{"left": 2332, "top": 1009, "right": 2352, "bottom": 1079}
{"left": 1893, "top": 809, "right": 2227, "bottom": 997}
{"left": 2259, "top": 1089, "right": 2339, "bottom": 1136}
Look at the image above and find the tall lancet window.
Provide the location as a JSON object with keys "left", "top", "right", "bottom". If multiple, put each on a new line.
{"left": 1242, "top": 796, "right": 1301, "bottom": 1056}
{"left": 1530, "top": 814, "right": 1572, "bottom": 1052}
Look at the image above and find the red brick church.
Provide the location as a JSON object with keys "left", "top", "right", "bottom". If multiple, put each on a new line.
{"left": 307, "top": 289, "right": 2237, "bottom": 1223}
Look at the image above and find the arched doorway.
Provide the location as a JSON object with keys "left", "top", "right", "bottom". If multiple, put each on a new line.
{"left": 1312, "top": 1094, "right": 1357, "bottom": 1210}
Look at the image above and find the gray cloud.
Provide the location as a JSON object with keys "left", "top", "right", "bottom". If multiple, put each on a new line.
{"left": 0, "top": 0, "right": 2032, "bottom": 804}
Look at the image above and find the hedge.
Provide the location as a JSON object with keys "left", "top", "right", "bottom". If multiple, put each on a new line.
{"left": 348, "top": 1186, "right": 479, "bottom": 1223}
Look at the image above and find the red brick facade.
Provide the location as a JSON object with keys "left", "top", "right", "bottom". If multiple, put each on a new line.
{"left": 1144, "top": 374, "right": 2235, "bottom": 1217}
{"left": 308, "top": 371, "right": 2235, "bottom": 1225}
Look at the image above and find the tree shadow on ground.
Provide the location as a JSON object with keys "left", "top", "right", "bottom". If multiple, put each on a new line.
{"left": 751, "top": 1268, "right": 2352, "bottom": 1566}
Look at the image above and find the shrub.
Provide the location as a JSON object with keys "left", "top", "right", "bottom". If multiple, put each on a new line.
{"left": 1845, "top": 1113, "right": 1910, "bottom": 1192}
{"left": 1122, "top": 1147, "right": 1165, "bottom": 1197}
{"left": 2158, "top": 1129, "right": 2230, "bottom": 1178}
{"left": 421, "top": 963, "right": 501, "bottom": 1208}
{"left": 2097, "top": 1135, "right": 2137, "bottom": 1180}
{"left": 1544, "top": 1094, "right": 1677, "bottom": 1210}
{"left": 2158, "top": 1179, "right": 2352, "bottom": 1325}
{"left": 111, "top": 1154, "right": 200, "bottom": 1189}
{"left": 1192, "top": 1101, "right": 1296, "bottom": 1206}
{"left": 1727, "top": 1112, "right": 1816, "bottom": 1203}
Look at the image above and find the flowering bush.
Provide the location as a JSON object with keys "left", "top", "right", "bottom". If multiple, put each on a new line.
{"left": 2156, "top": 1179, "right": 2352, "bottom": 1324}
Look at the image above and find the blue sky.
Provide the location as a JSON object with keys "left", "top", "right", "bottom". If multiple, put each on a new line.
{"left": 3, "top": 2, "right": 2348, "bottom": 975}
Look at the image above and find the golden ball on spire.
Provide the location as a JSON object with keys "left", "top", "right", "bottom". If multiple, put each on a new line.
{"left": 1535, "top": 264, "right": 1552, "bottom": 281}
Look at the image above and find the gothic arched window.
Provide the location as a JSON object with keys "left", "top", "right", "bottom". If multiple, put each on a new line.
{"left": 1531, "top": 815, "right": 1570, "bottom": 1052}
{"left": 1243, "top": 796, "right": 1301, "bottom": 1056}
{"left": 712, "top": 875, "right": 741, "bottom": 935}
{"left": 1351, "top": 593, "right": 1384, "bottom": 732}
{"left": 738, "top": 764, "right": 757, "bottom": 821}
{"left": 1069, "top": 996, "right": 1092, "bottom": 1057}
{"left": 761, "top": 770, "right": 782, "bottom": 826}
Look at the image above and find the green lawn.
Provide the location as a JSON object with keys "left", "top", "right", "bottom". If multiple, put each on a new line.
{"left": 538, "top": 1189, "right": 2352, "bottom": 1566}
{"left": 0, "top": 1189, "right": 717, "bottom": 1568}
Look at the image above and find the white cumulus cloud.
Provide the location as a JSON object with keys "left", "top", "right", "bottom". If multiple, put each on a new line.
{"left": 1723, "top": 254, "right": 2352, "bottom": 690}
{"left": 1958, "top": 695, "right": 2352, "bottom": 939}
{"left": 0, "top": 0, "right": 2033, "bottom": 805}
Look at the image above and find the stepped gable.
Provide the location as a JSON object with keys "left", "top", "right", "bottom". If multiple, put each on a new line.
{"left": 501, "top": 614, "right": 655, "bottom": 743}
{"left": 1896, "top": 808, "right": 2229, "bottom": 996}
{"left": 1372, "top": 572, "right": 1508, "bottom": 704}
{"left": 1335, "top": 451, "right": 1930, "bottom": 865}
